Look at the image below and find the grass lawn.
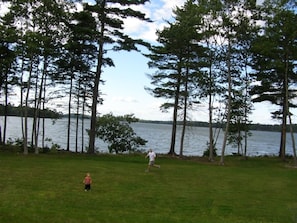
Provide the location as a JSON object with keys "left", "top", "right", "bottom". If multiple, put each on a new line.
{"left": 0, "top": 151, "right": 296, "bottom": 223}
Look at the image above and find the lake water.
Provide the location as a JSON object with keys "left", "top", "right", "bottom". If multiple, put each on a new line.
{"left": 1, "top": 116, "right": 296, "bottom": 156}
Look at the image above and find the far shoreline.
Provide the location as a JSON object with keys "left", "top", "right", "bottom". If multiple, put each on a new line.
{"left": 0, "top": 114, "right": 294, "bottom": 132}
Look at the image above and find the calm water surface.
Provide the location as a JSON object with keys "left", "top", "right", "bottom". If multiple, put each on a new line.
{"left": 1, "top": 116, "right": 296, "bottom": 156}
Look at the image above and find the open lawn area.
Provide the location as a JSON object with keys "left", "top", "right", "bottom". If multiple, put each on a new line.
{"left": 0, "top": 151, "right": 296, "bottom": 223}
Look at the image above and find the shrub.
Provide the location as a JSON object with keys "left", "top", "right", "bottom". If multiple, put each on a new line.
{"left": 94, "top": 113, "right": 147, "bottom": 153}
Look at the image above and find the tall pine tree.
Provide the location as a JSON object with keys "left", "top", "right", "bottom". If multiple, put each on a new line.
{"left": 83, "top": 0, "right": 151, "bottom": 153}
{"left": 250, "top": 0, "right": 297, "bottom": 160}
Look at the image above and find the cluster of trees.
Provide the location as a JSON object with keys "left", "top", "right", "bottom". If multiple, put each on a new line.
{"left": 145, "top": 0, "right": 297, "bottom": 163}
{"left": 0, "top": 0, "right": 296, "bottom": 164}
{"left": 0, "top": 0, "right": 151, "bottom": 154}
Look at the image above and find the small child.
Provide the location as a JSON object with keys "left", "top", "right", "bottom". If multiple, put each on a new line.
{"left": 83, "top": 173, "right": 92, "bottom": 191}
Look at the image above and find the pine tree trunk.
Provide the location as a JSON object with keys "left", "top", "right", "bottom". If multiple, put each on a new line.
{"left": 179, "top": 66, "right": 189, "bottom": 157}
{"left": 67, "top": 75, "right": 73, "bottom": 152}
{"left": 208, "top": 78, "right": 214, "bottom": 161}
{"left": 89, "top": 1, "right": 106, "bottom": 153}
{"left": 23, "top": 60, "right": 34, "bottom": 155}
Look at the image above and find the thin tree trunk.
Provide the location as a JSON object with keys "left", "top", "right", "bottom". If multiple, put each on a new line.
{"left": 288, "top": 112, "right": 297, "bottom": 166}
{"left": 169, "top": 70, "right": 181, "bottom": 156}
{"left": 89, "top": 0, "right": 106, "bottom": 153}
{"left": 2, "top": 112, "right": 7, "bottom": 145}
{"left": 279, "top": 105, "right": 287, "bottom": 160}
{"left": 237, "top": 128, "right": 242, "bottom": 155}
{"left": 244, "top": 128, "right": 248, "bottom": 158}
{"left": 208, "top": 66, "right": 214, "bottom": 161}
{"left": 39, "top": 59, "right": 48, "bottom": 150}
{"left": 208, "top": 105, "right": 214, "bottom": 161}
{"left": 280, "top": 60, "right": 288, "bottom": 160}
{"left": 41, "top": 69, "right": 48, "bottom": 149}
{"left": 20, "top": 60, "right": 25, "bottom": 149}
{"left": 220, "top": 42, "right": 232, "bottom": 165}
{"left": 35, "top": 111, "right": 41, "bottom": 154}
{"left": 284, "top": 55, "right": 296, "bottom": 165}
{"left": 34, "top": 61, "right": 46, "bottom": 154}
{"left": 244, "top": 66, "right": 249, "bottom": 159}
{"left": 67, "top": 74, "right": 73, "bottom": 152}
{"left": 23, "top": 60, "right": 34, "bottom": 155}
{"left": 3, "top": 72, "right": 8, "bottom": 144}
{"left": 75, "top": 94, "right": 80, "bottom": 153}
{"left": 179, "top": 65, "right": 189, "bottom": 157}
{"left": 31, "top": 72, "right": 38, "bottom": 150}
{"left": 169, "top": 103, "right": 178, "bottom": 156}
{"left": 179, "top": 103, "right": 187, "bottom": 157}
{"left": 81, "top": 89, "right": 86, "bottom": 153}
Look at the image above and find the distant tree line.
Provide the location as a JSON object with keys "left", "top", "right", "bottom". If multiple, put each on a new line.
{"left": 139, "top": 120, "right": 297, "bottom": 132}
{"left": 0, "top": 104, "right": 61, "bottom": 119}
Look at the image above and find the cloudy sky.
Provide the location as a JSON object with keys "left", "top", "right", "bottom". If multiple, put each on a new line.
{"left": 98, "top": 0, "right": 189, "bottom": 121}
{"left": 0, "top": 0, "right": 286, "bottom": 124}
{"left": 86, "top": 0, "right": 281, "bottom": 124}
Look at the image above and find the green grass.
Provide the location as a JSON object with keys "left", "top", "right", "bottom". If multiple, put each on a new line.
{"left": 0, "top": 151, "right": 296, "bottom": 223}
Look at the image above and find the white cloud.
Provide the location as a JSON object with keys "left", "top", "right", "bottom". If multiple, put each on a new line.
{"left": 135, "top": 22, "right": 160, "bottom": 42}
{"left": 162, "top": 0, "right": 186, "bottom": 8}
{"left": 123, "top": 17, "right": 148, "bottom": 35}
{"left": 123, "top": 0, "right": 186, "bottom": 42}
{"left": 111, "top": 96, "right": 138, "bottom": 103}
{"left": 157, "top": 0, "right": 185, "bottom": 18}
{"left": 0, "top": 2, "right": 10, "bottom": 16}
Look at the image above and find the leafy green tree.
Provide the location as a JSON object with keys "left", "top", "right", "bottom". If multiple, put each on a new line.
{"left": 227, "top": 91, "right": 252, "bottom": 156}
{"left": 210, "top": 0, "right": 257, "bottom": 164}
{"left": 250, "top": 0, "right": 297, "bottom": 160}
{"left": 95, "top": 113, "right": 147, "bottom": 154}
{"left": 222, "top": 0, "right": 255, "bottom": 158}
